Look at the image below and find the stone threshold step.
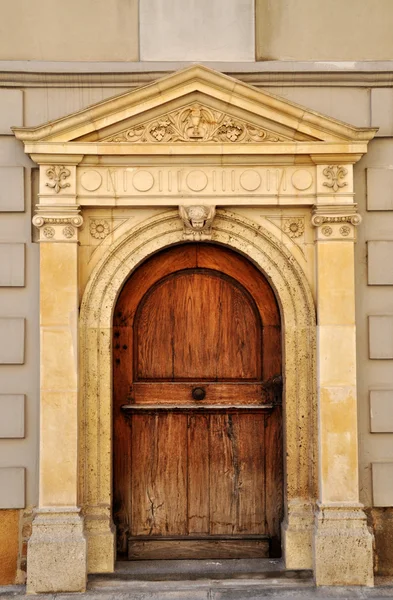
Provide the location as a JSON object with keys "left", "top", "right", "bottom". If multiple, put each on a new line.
{"left": 4, "top": 581, "right": 393, "bottom": 599}
{"left": 89, "top": 558, "right": 313, "bottom": 583}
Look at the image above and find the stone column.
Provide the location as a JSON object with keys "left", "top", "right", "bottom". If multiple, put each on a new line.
{"left": 311, "top": 164, "right": 374, "bottom": 586}
{"left": 27, "top": 163, "right": 87, "bottom": 594}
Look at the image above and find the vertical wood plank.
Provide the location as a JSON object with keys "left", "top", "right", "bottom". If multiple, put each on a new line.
{"left": 237, "top": 413, "right": 265, "bottom": 534}
{"left": 131, "top": 413, "right": 188, "bottom": 536}
{"left": 265, "top": 407, "right": 284, "bottom": 557}
{"left": 173, "top": 273, "right": 221, "bottom": 379}
{"left": 216, "top": 279, "right": 261, "bottom": 379}
{"left": 187, "top": 414, "right": 210, "bottom": 534}
{"left": 209, "top": 413, "right": 237, "bottom": 535}
{"left": 136, "top": 282, "right": 174, "bottom": 379}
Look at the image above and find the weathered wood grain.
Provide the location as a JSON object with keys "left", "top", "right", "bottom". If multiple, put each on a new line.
{"left": 128, "top": 538, "right": 270, "bottom": 560}
{"left": 113, "top": 243, "right": 283, "bottom": 560}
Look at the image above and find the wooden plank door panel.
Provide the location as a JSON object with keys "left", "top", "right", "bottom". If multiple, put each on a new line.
{"left": 135, "top": 270, "right": 261, "bottom": 381}
{"left": 113, "top": 243, "right": 283, "bottom": 560}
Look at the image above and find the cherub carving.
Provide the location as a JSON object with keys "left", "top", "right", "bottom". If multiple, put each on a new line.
{"left": 178, "top": 205, "right": 216, "bottom": 240}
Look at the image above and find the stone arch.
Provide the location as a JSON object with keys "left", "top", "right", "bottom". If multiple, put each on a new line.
{"left": 79, "top": 208, "right": 317, "bottom": 572}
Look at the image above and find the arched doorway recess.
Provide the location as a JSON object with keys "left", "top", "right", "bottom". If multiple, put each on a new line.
{"left": 79, "top": 209, "right": 317, "bottom": 573}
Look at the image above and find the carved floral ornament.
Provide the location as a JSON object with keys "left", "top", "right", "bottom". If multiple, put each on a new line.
{"left": 322, "top": 165, "right": 348, "bottom": 193}
{"left": 90, "top": 219, "right": 110, "bottom": 240}
{"left": 45, "top": 165, "right": 71, "bottom": 194}
{"left": 282, "top": 218, "right": 305, "bottom": 239}
{"left": 104, "top": 104, "right": 290, "bottom": 144}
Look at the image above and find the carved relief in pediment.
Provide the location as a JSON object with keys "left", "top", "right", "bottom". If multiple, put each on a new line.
{"left": 102, "top": 103, "right": 292, "bottom": 143}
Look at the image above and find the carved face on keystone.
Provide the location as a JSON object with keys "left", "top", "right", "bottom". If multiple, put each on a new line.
{"left": 188, "top": 206, "right": 208, "bottom": 230}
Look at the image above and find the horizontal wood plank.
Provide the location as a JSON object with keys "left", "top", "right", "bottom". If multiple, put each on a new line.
{"left": 128, "top": 538, "right": 270, "bottom": 560}
{"left": 122, "top": 404, "right": 274, "bottom": 413}
{"left": 131, "top": 382, "right": 273, "bottom": 405}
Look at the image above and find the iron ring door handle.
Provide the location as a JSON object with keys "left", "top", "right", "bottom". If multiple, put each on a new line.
{"left": 192, "top": 387, "right": 206, "bottom": 401}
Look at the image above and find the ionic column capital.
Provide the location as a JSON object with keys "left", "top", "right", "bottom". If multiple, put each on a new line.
{"left": 311, "top": 204, "right": 361, "bottom": 241}
{"left": 32, "top": 205, "right": 83, "bottom": 242}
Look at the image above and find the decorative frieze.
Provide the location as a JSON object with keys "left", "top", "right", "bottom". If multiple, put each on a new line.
{"left": 179, "top": 205, "right": 216, "bottom": 240}
{"left": 103, "top": 103, "right": 290, "bottom": 144}
{"left": 311, "top": 204, "right": 361, "bottom": 240}
{"left": 32, "top": 206, "right": 83, "bottom": 242}
{"left": 77, "top": 166, "right": 316, "bottom": 204}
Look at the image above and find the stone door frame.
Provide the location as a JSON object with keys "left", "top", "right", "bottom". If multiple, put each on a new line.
{"left": 79, "top": 208, "right": 317, "bottom": 572}
{"left": 13, "top": 65, "right": 376, "bottom": 592}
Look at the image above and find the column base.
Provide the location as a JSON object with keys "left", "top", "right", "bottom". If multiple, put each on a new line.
{"left": 282, "top": 500, "right": 314, "bottom": 569}
{"left": 84, "top": 507, "right": 116, "bottom": 573}
{"left": 26, "top": 507, "right": 87, "bottom": 594}
{"left": 314, "top": 503, "right": 374, "bottom": 586}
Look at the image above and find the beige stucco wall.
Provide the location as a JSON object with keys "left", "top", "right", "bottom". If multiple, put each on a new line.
{"left": 256, "top": 0, "right": 393, "bottom": 61}
{"left": 1, "top": 0, "right": 393, "bottom": 63}
{"left": 0, "top": 0, "right": 139, "bottom": 62}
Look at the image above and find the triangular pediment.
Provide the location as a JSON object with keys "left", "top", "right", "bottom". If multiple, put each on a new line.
{"left": 13, "top": 65, "right": 376, "bottom": 151}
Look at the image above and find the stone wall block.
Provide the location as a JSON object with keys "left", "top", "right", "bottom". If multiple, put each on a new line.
{"left": 314, "top": 505, "right": 374, "bottom": 586}
{"left": 0, "top": 167, "right": 24, "bottom": 212}
{"left": 367, "top": 168, "right": 393, "bottom": 211}
{"left": 369, "top": 315, "right": 393, "bottom": 359}
{"left": 140, "top": 0, "right": 255, "bottom": 61}
{"left": 318, "top": 325, "right": 357, "bottom": 387}
{"left": 27, "top": 508, "right": 86, "bottom": 593}
{"left": 372, "top": 463, "right": 393, "bottom": 506}
{"left": 367, "top": 241, "right": 393, "bottom": 284}
{"left": 0, "top": 90, "right": 23, "bottom": 134}
{"left": 370, "top": 390, "right": 393, "bottom": 432}
{"left": 0, "top": 243, "right": 25, "bottom": 286}
{"left": 371, "top": 89, "right": 393, "bottom": 137}
{"left": 0, "top": 318, "right": 25, "bottom": 364}
{"left": 0, "top": 468, "right": 25, "bottom": 508}
{"left": 0, "top": 395, "right": 25, "bottom": 438}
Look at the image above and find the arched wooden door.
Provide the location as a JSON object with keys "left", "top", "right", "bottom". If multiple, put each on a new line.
{"left": 113, "top": 244, "right": 283, "bottom": 560}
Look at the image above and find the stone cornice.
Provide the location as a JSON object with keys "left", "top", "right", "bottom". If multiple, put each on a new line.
{"left": 2, "top": 60, "right": 393, "bottom": 88}
{"left": 22, "top": 142, "right": 370, "bottom": 160}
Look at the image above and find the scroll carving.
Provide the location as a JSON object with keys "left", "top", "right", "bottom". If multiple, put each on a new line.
{"left": 104, "top": 104, "right": 289, "bottom": 144}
